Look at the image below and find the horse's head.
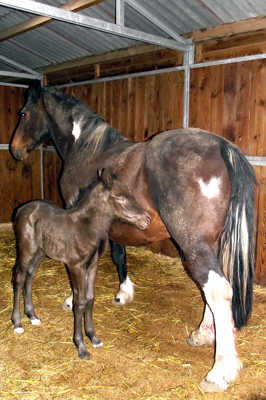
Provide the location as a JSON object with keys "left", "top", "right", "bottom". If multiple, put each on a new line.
{"left": 99, "top": 168, "right": 151, "bottom": 230}
{"left": 10, "top": 81, "right": 51, "bottom": 161}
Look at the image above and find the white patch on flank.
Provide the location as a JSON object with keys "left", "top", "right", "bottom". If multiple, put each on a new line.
{"left": 198, "top": 177, "right": 221, "bottom": 199}
{"left": 31, "top": 317, "right": 41, "bottom": 326}
{"left": 115, "top": 276, "right": 135, "bottom": 305}
{"left": 72, "top": 120, "right": 82, "bottom": 142}
{"left": 14, "top": 327, "right": 24, "bottom": 334}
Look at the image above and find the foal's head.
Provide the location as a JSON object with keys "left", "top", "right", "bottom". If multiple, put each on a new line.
{"left": 98, "top": 169, "right": 151, "bottom": 230}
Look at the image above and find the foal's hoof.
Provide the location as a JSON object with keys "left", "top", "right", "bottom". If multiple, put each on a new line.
{"left": 30, "top": 317, "right": 41, "bottom": 326}
{"left": 14, "top": 326, "right": 24, "bottom": 334}
{"left": 78, "top": 349, "right": 90, "bottom": 360}
{"left": 200, "top": 378, "right": 228, "bottom": 393}
{"left": 91, "top": 336, "right": 104, "bottom": 348}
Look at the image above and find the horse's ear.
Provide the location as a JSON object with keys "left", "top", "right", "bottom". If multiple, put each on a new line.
{"left": 27, "top": 80, "right": 42, "bottom": 102}
{"left": 97, "top": 168, "right": 116, "bottom": 189}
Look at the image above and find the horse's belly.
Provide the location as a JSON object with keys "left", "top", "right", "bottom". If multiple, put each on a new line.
{"left": 109, "top": 212, "right": 170, "bottom": 246}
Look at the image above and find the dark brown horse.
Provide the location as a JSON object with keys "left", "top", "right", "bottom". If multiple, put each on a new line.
{"left": 12, "top": 168, "right": 150, "bottom": 359}
{"left": 10, "top": 81, "right": 256, "bottom": 392}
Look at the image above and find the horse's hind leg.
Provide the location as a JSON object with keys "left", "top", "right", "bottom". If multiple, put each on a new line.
{"left": 183, "top": 244, "right": 241, "bottom": 392}
{"left": 110, "top": 241, "right": 134, "bottom": 305}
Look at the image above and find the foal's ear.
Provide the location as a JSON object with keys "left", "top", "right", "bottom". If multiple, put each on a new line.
{"left": 97, "top": 168, "right": 116, "bottom": 189}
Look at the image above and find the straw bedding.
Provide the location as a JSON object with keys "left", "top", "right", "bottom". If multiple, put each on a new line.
{"left": 0, "top": 226, "right": 265, "bottom": 400}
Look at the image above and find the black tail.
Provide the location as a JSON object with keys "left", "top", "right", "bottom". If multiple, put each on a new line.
{"left": 218, "top": 140, "right": 257, "bottom": 329}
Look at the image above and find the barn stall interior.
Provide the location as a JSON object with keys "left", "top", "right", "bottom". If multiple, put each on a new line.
{"left": 0, "top": 1, "right": 266, "bottom": 399}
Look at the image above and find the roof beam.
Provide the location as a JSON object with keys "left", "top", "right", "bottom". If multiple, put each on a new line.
{"left": 0, "top": 0, "right": 104, "bottom": 41}
{"left": 0, "top": 0, "right": 192, "bottom": 51}
{"left": 0, "top": 54, "right": 41, "bottom": 75}
{"left": 126, "top": 0, "right": 188, "bottom": 45}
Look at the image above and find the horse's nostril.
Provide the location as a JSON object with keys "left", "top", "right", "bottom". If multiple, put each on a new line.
{"left": 13, "top": 148, "right": 23, "bottom": 160}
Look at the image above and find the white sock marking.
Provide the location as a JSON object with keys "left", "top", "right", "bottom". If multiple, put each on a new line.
{"left": 115, "top": 276, "right": 135, "bottom": 305}
{"left": 198, "top": 177, "right": 221, "bottom": 199}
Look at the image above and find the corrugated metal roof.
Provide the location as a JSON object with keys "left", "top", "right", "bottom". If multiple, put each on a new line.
{"left": 1, "top": 0, "right": 266, "bottom": 85}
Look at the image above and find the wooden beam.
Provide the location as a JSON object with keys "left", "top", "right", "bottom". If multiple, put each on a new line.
{"left": 188, "top": 15, "right": 266, "bottom": 43}
{"left": 41, "top": 44, "right": 168, "bottom": 74}
{"left": 0, "top": 0, "right": 104, "bottom": 41}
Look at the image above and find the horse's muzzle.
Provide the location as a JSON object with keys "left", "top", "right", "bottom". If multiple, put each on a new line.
{"left": 10, "top": 147, "right": 24, "bottom": 161}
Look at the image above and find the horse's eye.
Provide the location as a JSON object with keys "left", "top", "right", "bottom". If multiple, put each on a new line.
{"left": 20, "top": 112, "right": 26, "bottom": 118}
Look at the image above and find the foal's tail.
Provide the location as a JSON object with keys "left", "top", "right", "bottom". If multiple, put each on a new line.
{"left": 218, "top": 140, "right": 257, "bottom": 329}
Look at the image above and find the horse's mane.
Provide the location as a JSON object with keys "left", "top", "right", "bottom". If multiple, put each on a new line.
{"left": 71, "top": 177, "right": 100, "bottom": 208}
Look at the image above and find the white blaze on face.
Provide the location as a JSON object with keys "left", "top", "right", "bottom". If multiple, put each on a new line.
{"left": 198, "top": 177, "right": 221, "bottom": 199}
{"left": 72, "top": 120, "right": 82, "bottom": 142}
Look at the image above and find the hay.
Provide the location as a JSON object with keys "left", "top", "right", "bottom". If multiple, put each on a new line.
{"left": 0, "top": 227, "right": 265, "bottom": 399}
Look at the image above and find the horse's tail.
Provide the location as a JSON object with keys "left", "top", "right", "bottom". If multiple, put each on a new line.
{"left": 218, "top": 140, "right": 257, "bottom": 329}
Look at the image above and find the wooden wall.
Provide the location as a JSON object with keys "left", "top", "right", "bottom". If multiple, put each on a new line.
{"left": 0, "top": 86, "right": 42, "bottom": 222}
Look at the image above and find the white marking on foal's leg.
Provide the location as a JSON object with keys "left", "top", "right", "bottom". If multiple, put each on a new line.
{"left": 187, "top": 303, "right": 215, "bottom": 346}
{"left": 62, "top": 293, "right": 73, "bottom": 311}
{"left": 92, "top": 341, "right": 104, "bottom": 348}
{"left": 113, "top": 277, "right": 135, "bottom": 305}
{"left": 198, "top": 177, "right": 221, "bottom": 199}
{"left": 200, "top": 271, "right": 242, "bottom": 392}
{"left": 14, "top": 327, "right": 24, "bottom": 334}
{"left": 31, "top": 317, "right": 41, "bottom": 326}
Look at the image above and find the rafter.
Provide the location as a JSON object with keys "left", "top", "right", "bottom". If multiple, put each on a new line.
{"left": 0, "top": 0, "right": 192, "bottom": 51}
{"left": 0, "top": 0, "right": 104, "bottom": 41}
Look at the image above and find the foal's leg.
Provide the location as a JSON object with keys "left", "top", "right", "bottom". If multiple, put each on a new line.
{"left": 187, "top": 302, "right": 215, "bottom": 346}
{"left": 69, "top": 264, "right": 90, "bottom": 359}
{"left": 23, "top": 250, "right": 44, "bottom": 326}
{"left": 110, "top": 241, "right": 135, "bottom": 305}
{"left": 11, "top": 261, "right": 26, "bottom": 333}
{"left": 83, "top": 253, "right": 103, "bottom": 348}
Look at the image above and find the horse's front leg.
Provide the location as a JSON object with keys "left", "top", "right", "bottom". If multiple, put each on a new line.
{"left": 110, "top": 241, "right": 135, "bottom": 305}
{"left": 70, "top": 264, "right": 89, "bottom": 359}
{"left": 84, "top": 253, "right": 103, "bottom": 348}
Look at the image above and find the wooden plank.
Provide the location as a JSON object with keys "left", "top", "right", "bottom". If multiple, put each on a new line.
{"left": 0, "top": 0, "right": 104, "bottom": 41}
{"left": 43, "top": 151, "right": 63, "bottom": 207}
{"left": 254, "top": 165, "right": 266, "bottom": 284}
{"left": 0, "top": 86, "right": 25, "bottom": 144}
{"left": 0, "top": 150, "right": 41, "bottom": 222}
{"left": 189, "top": 15, "right": 266, "bottom": 43}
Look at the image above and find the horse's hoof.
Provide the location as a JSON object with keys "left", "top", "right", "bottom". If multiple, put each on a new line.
{"left": 113, "top": 277, "right": 135, "bottom": 306}
{"left": 30, "top": 317, "right": 41, "bottom": 326}
{"left": 14, "top": 326, "right": 24, "bottom": 334}
{"left": 200, "top": 378, "right": 227, "bottom": 393}
{"left": 187, "top": 329, "right": 214, "bottom": 347}
{"left": 62, "top": 295, "right": 73, "bottom": 311}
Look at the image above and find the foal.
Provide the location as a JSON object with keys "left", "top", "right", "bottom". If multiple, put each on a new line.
{"left": 11, "top": 168, "right": 151, "bottom": 359}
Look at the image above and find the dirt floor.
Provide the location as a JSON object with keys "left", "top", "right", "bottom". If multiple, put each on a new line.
{"left": 0, "top": 227, "right": 265, "bottom": 400}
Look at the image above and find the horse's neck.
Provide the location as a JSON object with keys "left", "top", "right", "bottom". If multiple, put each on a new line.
{"left": 43, "top": 89, "right": 129, "bottom": 160}
{"left": 72, "top": 185, "right": 113, "bottom": 231}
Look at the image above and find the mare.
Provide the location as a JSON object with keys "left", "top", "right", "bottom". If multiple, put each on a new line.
{"left": 11, "top": 168, "right": 151, "bottom": 359}
{"left": 10, "top": 81, "right": 256, "bottom": 392}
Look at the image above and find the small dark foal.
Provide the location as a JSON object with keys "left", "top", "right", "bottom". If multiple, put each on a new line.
{"left": 11, "top": 169, "right": 151, "bottom": 359}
